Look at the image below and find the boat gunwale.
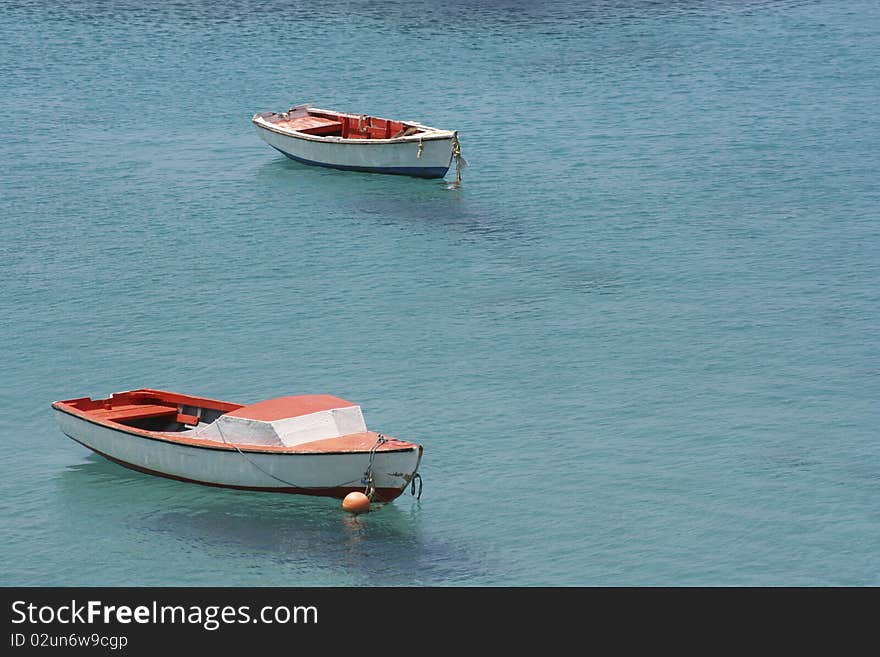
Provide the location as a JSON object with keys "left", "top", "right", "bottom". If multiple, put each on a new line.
{"left": 51, "top": 401, "right": 420, "bottom": 457}
{"left": 251, "top": 109, "right": 456, "bottom": 145}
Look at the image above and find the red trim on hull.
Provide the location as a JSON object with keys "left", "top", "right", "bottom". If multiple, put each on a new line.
{"left": 68, "top": 437, "right": 407, "bottom": 503}
{"left": 53, "top": 405, "right": 418, "bottom": 456}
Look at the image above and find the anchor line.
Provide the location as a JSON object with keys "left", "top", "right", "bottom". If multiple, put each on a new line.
{"left": 213, "top": 421, "right": 362, "bottom": 490}
{"left": 452, "top": 134, "right": 464, "bottom": 185}
{"left": 409, "top": 472, "right": 423, "bottom": 499}
{"left": 362, "top": 434, "right": 388, "bottom": 500}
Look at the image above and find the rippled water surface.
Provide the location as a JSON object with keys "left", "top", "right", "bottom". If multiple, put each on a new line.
{"left": 1, "top": 0, "right": 878, "bottom": 585}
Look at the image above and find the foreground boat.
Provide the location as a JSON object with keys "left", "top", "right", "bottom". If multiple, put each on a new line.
{"left": 252, "top": 104, "right": 460, "bottom": 179}
{"left": 52, "top": 389, "right": 423, "bottom": 502}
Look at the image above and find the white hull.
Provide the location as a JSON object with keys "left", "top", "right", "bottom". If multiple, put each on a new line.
{"left": 253, "top": 117, "right": 455, "bottom": 178}
{"left": 54, "top": 409, "right": 422, "bottom": 500}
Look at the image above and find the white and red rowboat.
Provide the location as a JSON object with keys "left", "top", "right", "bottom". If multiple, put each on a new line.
{"left": 52, "top": 389, "right": 423, "bottom": 502}
{"left": 252, "top": 104, "right": 459, "bottom": 178}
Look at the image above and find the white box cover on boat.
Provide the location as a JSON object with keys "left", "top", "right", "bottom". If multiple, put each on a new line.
{"left": 190, "top": 395, "right": 367, "bottom": 447}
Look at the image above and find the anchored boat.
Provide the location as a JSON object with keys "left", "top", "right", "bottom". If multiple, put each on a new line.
{"left": 252, "top": 104, "right": 462, "bottom": 179}
{"left": 52, "top": 389, "right": 423, "bottom": 502}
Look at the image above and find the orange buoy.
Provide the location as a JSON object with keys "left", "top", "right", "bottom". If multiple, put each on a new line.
{"left": 342, "top": 491, "right": 371, "bottom": 514}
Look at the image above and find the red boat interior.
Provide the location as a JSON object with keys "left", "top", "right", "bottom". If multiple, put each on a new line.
{"left": 57, "top": 390, "right": 242, "bottom": 432}
{"left": 264, "top": 109, "right": 423, "bottom": 140}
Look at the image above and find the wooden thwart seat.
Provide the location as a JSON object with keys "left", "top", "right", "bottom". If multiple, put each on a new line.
{"left": 283, "top": 115, "right": 343, "bottom": 136}
{"left": 176, "top": 412, "right": 200, "bottom": 426}
{"left": 94, "top": 404, "right": 178, "bottom": 423}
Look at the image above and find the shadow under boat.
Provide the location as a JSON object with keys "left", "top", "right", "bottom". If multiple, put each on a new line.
{"left": 57, "top": 457, "right": 488, "bottom": 585}
{"left": 253, "top": 157, "right": 531, "bottom": 244}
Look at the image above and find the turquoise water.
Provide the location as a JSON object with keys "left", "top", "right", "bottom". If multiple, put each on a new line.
{"left": 1, "top": 0, "right": 878, "bottom": 586}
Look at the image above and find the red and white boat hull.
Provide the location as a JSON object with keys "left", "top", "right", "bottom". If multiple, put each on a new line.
{"left": 252, "top": 106, "right": 457, "bottom": 178}
{"left": 53, "top": 403, "right": 422, "bottom": 502}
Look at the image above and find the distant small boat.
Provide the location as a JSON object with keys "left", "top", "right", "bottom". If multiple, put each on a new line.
{"left": 252, "top": 104, "right": 460, "bottom": 179}
{"left": 52, "top": 389, "right": 423, "bottom": 502}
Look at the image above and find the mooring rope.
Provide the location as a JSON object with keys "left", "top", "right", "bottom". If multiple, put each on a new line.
{"left": 214, "top": 420, "right": 311, "bottom": 489}
{"left": 215, "top": 421, "right": 362, "bottom": 489}
{"left": 409, "top": 472, "right": 423, "bottom": 500}
{"left": 452, "top": 134, "right": 463, "bottom": 185}
{"left": 212, "top": 423, "right": 414, "bottom": 500}
{"left": 361, "top": 434, "right": 388, "bottom": 500}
